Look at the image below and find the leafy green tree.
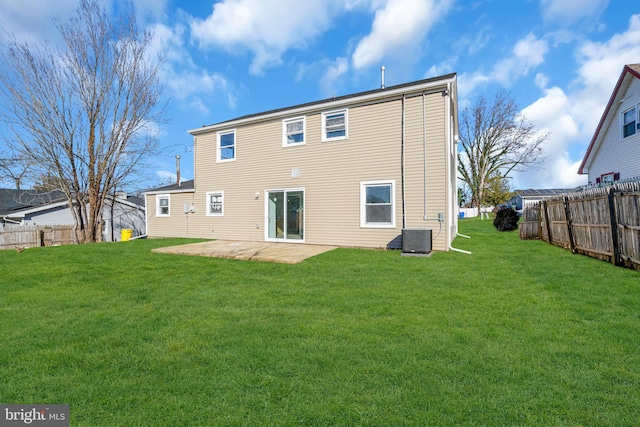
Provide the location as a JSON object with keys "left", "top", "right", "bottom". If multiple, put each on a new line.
{"left": 483, "top": 173, "right": 514, "bottom": 207}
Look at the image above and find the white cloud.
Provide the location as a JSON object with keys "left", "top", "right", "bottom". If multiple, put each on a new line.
{"left": 351, "top": 0, "right": 454, "bottom": 70}
{"left": 571, "top": 14, "right": 640, "bottom": 134}
{"left": 514, "top": 86, "right": 585, "bottom": 189}
{"left": 320, "top": 57, "right": 350, "bottom": 96}
{"left": 459, "top": 33, "right": 549, "bottom": 98}
{"left": 540, "top": 0, "right": 608, "bottom": 25}
{"left": 425, "top": 57, "right": 457, "bottom": 79}
{"left": 190, "top": 0, "right": 341, "bottom": 75}
{"left": 0, "top": 0, "right": 169, "bottom": 43}
{"left": 148, "top": 22, "right": 236, "bottom": 114}
{"left": 132, "top": 0, "right": 170, "bottom": 22}
{"left": 0, "top": 0, "right": 77, "bottom": 42}
{"left": 512, "top": 14, "right": 640, "bottom": 189}
{"left": 156, "top": 169, "right": 177, "bottom": 183}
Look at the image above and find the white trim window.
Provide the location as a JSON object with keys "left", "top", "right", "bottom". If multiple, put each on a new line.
{"left": 206, "top": 191, "right": 224, "bottom": 216}
{"left": 283, "top": 116, "right": 306, "bottom": 146}
{"left": 322, "top": 109, "right": 348, "bottom": 141}
{"left": 360, "top": 180, "right": 395, "bottom": 228}
{"left": 156, "top": 194, "right": 170, "bottom": 217}
{"left": 217, "top": 129, "right": 236, "bottom": 162}
{"left": 622, "top": 106, "right": 637, "bottom": 138}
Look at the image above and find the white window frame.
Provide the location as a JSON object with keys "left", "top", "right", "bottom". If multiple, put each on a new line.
{"left": 322, "top": 109, "right": 348, "bottom": 142}
{"left": 621, "top": 105, "right": 637, "bottom": 139}
{"left": 156, "top": 194, "right": 170, "bottom": 217}
{"left": 601, "top": 172, "right": 615, "bottom": 184}
{"left": 206, "top": 191, "right": 224, "bottom": 216}
{"left": 282, "top": 116, "right": 306, "bottom": 147}
{"left": 360, "top": 180, "right": 396, "bottom": 228}
{"left": 217, "top": 129, "right": 236, "bottom": 162}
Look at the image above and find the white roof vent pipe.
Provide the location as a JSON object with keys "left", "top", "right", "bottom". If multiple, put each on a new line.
{"left": 381, "top": 66, "right": 385, "bottom": 89}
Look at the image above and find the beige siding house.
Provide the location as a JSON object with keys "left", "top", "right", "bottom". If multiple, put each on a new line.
{"left": 579, "top": 64, "right": 640, "bottom": 185}
{"left": 146, "top": 73, "right": 460, "bottom": 251}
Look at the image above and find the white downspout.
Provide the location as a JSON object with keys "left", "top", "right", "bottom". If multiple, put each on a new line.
{"left": 401, "top": 94, "right": 406, "bottom": 229}
{"left": 445, "top": 80, "right": 471, "bottom": 254}
{"left": 144, "top": 193, "right": 149, "bottom": 237}
{"left": 423, "top": 92, "right": 427, "bottom": 220}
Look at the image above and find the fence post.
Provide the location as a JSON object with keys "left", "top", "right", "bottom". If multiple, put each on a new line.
{"left": 607, "top": 188, "right": 621, "bottom": 266}
{"left": 542, "top": 201, "right": 552, "bottom": 244}
{"left": 563, "top": 197, "right": 576, "bottom": 253}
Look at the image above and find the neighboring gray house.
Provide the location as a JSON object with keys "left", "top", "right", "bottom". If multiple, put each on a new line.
{"left": 508, "top": 189, "right": 572, "bottom": 211}
{"left": 579, "top": 63, "right": 640, "bottom": 185}
{"left": 101, "top": 193, "right": 146, "bottom": 241}
{"left": 0, "top": 189, "right": 67, "bottom": 226}
{"left": 0, "top": 188, "right": 145, "bottom": 241}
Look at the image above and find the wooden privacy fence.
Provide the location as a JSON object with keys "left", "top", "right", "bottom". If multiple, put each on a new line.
{"left": 520, "top": 182, "right": 640, "bottom": 271}
{"left": 0, "top": 225, "right": 79, "bottom": 250}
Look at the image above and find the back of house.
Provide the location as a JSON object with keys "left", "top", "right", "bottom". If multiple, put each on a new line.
{"left": 146, "top": 73, "right": 460, "bottom": 252}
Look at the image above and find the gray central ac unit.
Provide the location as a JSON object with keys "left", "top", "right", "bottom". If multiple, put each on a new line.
{"left": 402, "top": 229, "right": 432, "bottom": 253}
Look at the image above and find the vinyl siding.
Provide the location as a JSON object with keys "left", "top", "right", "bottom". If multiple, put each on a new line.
{"left": 22, "top": 205, "right": 76, "bottom": 226}
{"left": 589, "top": 76, "right": 640, "bottom": 182}
{"left": 403, "top": 94, "right": 448, "bottom": 250}
{"left": 146, "top": 192, "right": 196, "bottom": 238}
{"left": 148, "top": 86, "right": 455, "bottom": 250}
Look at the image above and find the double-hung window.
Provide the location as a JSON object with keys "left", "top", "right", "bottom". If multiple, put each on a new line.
{"left": 156, "top": 195, "right": 170, "bottom": 217}
{"left": 622, "top": 106, "right": 637, "bottom": 138}
{"left": 206, "top": 191, "right": 224, "bottom": 216}
{"left": 217, "top": 129, "right": 236, "bottom": 162}
{"left": 283, "top": 117, "right": 305, "bottom": 146}
{"left": 360, "top": 181, "right": 395, "bottom": 228}
{"left": 322, "top": 109, "right": 348, "bottom": 141}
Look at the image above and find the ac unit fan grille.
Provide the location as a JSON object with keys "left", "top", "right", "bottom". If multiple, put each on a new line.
{"left": 402, "top": 229, "right": 432, "bottom": 253}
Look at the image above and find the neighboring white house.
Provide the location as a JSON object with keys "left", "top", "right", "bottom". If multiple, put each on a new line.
{"left": 0, "top": 189, "right": 145, "bottom": 241}
{"left": 579, "top": 63, "right": 640, "bottom": 185}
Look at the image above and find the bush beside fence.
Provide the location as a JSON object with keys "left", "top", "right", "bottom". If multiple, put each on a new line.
{"left": 520, "top": 182, "right": 640, "bottom": 271}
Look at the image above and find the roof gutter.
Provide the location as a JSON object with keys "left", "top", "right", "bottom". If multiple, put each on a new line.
{"left": 189, "top": 75, "right": 456, "bottom": 135}
{"left": 2, "top": 215, "right": 22, "bottom": 224}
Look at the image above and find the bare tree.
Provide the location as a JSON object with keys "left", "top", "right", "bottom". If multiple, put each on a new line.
{"left": 457, "top": 90, "right": 547, "bottom": 208}
{"left": 0, "top": 0, "right": 166, "bottom": 242}
{"left": 0, "top": 154, "right": 33, "bottom": 189}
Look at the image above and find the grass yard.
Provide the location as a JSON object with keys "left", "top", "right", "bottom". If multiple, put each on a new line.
{"left": 1, "top": 218, "right": 639, "bottom": 426}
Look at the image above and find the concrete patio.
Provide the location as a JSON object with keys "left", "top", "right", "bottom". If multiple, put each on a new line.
{"left": 151, "top": 240, "right": 338, "bottom": 264}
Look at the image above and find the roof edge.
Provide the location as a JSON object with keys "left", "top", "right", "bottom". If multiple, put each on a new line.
{"left": 189, "top": 73, "right": 457, "bottom": 135}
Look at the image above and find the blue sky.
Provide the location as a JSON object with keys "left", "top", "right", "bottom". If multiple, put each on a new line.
{"left": 1, "top": 0, "right": 639, "bottom": 191}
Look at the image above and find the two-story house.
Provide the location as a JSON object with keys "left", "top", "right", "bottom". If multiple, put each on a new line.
{"left": 145, "top": 73, "right": 460, "bottom": 252}
{"left": 579, "top": 63, "right": 640, "bottom": 185}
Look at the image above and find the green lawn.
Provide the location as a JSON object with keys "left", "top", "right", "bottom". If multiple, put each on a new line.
{"left": 1, "top": 218, "right": 639, "bottom": 426}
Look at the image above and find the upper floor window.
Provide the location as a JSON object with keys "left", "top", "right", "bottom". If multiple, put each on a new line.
{"left": 206, "top": 191, "right": 224, "bottom": 216}
{"left": 217, "top": 129, "right": 236, "bottom": 162}
{"left": 156, "top": 194, "right": 170, "bottom": 217}
{"left": 622, "top": 106, "right": 636, "bottom": 138}
{"left": 283, "top": 117, "right": 305, "bottom": 146}
{"left": 322, "top": 109, "right": 348, "bottom": 141}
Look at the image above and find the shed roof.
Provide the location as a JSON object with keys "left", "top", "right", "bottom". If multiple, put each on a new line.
{"left": 144, "top": 179, "right": 195, "bottom": 194}
{"left": 514, "top": 189, "right": 571, "bottom": 197}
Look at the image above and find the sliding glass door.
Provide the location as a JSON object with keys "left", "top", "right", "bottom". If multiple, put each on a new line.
{"left": 266, "top": 189, "right": 304, "bottom": 242}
